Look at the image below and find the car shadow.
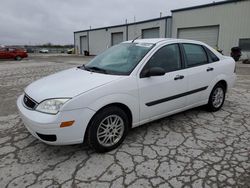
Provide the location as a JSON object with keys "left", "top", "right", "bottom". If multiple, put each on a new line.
{"left": 21, "top": 105, "right": 208, "bottom": 158}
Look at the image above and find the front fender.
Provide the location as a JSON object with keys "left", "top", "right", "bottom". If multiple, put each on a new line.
{"left": 87, "top": 93, "right": 140, "bottom": 126}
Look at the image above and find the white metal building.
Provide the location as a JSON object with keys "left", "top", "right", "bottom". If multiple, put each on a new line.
{"left": 171, "top": 0, "right": 250, "bottom": 56}
{"left": 74, "top": 0, "right": 250, "bottom": 56}
{"left": 74, "top": 17, "right": 172, "bottom": 55}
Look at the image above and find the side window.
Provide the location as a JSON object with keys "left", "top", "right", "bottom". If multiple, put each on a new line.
{"left": 183, "top": 44, "right": 208, "bottom": 67}
{"left": 205, "top": 47, "right": 220, "bottom": 62}
{"left": 144, "top": 44, "right": 181, "bottom": 73}
{"left": 239, "top": 38, "right": 250, "bottom": 51}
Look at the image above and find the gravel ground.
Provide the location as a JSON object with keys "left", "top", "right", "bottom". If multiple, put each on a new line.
{"left": 0, "top": 55, "right": 250, "bottom": 188}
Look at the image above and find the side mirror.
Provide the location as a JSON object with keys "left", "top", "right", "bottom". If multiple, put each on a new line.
{"left": 141, "top": 67, "right": 165, "bottom": 78}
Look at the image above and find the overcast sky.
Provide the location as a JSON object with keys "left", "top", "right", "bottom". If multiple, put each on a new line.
{"left": 0, "top": 0, "right": 224, "bottom": 45}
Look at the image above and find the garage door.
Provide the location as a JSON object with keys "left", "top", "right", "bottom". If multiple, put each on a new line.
{"left": 111, "top": 32, "right": 123, "bottom": 46}
{"left": 178, "top": 26, "right": 219, "bottom": 48}
{"left": 142, "top": 27, "right": 160, "bottom": 39}
{"left": 80, "top": 36, "right": 88, "bottom": 54}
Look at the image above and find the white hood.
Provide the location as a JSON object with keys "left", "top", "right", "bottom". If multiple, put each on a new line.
{"left": 25, "top": 67, "right": 122, "bottom": 102}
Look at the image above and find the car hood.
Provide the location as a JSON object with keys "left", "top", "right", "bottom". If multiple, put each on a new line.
{"left": 25, "top": 67, "right": 123, "bottom": 103}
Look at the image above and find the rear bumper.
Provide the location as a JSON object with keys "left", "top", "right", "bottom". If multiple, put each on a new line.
{"left": 17, "top": 94, "right": 95, "bottom": 145}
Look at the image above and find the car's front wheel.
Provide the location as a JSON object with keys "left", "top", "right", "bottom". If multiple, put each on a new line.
{"left": 87, "top": 106, "right": 129, "bottom": 153}
{"left": 207, "top": 83, "right": 226, "bottom": 111}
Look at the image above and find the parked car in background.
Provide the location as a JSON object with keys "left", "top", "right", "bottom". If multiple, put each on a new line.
{"left": 39, "top": 49, "right": 49, "bottom": 53}
{"left": 0, "top": 47, "right": 28, "bottom": 60}
{"left": 17, "top": 39, "right": 236, "bottom": 152}
{"left": 67, "top": 48, "right": 75, "bottom": 54}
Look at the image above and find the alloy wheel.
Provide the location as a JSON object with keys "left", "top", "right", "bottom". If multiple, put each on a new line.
{"left": 97, "top": 115, "right": 125, "bottom": 147}
{"left": 212, "top": 87, "right": 224, "bottom": 108}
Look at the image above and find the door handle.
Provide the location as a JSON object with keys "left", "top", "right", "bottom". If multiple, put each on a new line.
{"left": 174, "top": 75, "right": 184, "bottom": 80}
{"left": 207, "top": 67, "right": 214, "bottom": 72}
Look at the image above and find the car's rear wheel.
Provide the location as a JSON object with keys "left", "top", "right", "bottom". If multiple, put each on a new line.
{"left": 87, "top": 106, "right": 129, "bottom": 153}
{"left": 15, "top": 56, "right": 22, "bottom": 61}
{"left": 207, "top": 83, "right": 226, "bottom": 111}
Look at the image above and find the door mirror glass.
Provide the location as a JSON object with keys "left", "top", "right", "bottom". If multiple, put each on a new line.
{"left": 142, "top": 67, "right": 165, "bottom": 77}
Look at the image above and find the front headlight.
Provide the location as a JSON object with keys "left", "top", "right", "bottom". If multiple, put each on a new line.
{"left": 36, "top": 98, "right": 70, "bottom": 114}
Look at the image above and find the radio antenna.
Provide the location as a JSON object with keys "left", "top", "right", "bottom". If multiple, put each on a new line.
{"left": 132, "top": 34, "right": 142, "bottom": 43}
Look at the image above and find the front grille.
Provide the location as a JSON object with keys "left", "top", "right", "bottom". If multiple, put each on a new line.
{"left": 23, "top": 94, "right": 37, "bottom": 109}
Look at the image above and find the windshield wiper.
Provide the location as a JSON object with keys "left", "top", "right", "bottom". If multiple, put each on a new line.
{"left": 77, "top": 64, "right": 88, "bottom": 70}
{"left": 86, "top": 66, "right": 107, "bottom": 74}
{"left": 77, "top": 65, "right": 107, "bottom": 74}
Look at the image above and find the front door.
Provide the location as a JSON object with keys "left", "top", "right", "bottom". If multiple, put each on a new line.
{"left": 138, "top": 44, "right": 188, "bottom": 122}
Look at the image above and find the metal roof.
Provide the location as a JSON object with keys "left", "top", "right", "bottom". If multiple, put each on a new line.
{"left": 172, "top": 0, "right": 247, "bottom": 13}
{"left": 74, "top": 16, "right": 172, "bottom": 34}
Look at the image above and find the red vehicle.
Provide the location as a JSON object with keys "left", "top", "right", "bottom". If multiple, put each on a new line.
{"left": 0, "top": 47, "right": 28, "bottom": 60}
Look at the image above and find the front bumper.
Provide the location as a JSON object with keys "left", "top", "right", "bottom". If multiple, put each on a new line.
{"left": 17, "top": 94, "right": 95, "bottom": 145}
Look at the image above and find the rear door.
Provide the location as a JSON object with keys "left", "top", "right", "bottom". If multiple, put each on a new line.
{"left": 8, "top": 48, "right": 16, "bottom": 58}
{"left": 181, "top": 43, "right": 215, "bottom": 105}
{"left": 0, "top": 48, "right": 11, "bottom": 59}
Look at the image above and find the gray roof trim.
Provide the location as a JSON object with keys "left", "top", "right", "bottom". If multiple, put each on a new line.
{"left": 74, "top": 16, "right": 172, "bottom": 34}
{"left": 172, "top": 0, "right": 246, "bottom": 13}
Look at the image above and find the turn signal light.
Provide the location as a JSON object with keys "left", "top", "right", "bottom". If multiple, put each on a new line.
{"left": 60, "top": 120, "right": 75, "bottom": 128}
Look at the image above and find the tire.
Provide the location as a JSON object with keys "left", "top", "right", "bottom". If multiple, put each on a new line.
{"left": 87, "top": 106, "right": 129, "bottom": 153}
{"left": 15, "top": 56, "right": 22, "bottom": 61}
{"left": 207, "top": 83, "right": 226, "bottom": 112}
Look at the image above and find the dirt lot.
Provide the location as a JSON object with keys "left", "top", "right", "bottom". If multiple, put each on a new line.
{"left": 0, "top": 54, "right": 250, "bottom": 187}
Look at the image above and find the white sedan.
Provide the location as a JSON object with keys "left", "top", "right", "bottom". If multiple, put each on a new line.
{"left": 17, "top": 39, "right": 236, "bottom": 152}
{"left": 39, "top": 49, "right": 49, "bottom": 53}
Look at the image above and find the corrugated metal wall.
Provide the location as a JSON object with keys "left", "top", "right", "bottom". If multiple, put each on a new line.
{"left": 74, "top": 31, "right": 87, "bottom": 55}
{"left": 74, "top": 17, "right": 171, "bottom": 55}
{"left": 75, "top": 1, "right": 250, "bottom": 56}
{"left": 172, "top": 0, "right": 250, "bottom": 55}
{"left": 127, "top": 19, "right": 167, "bottom": 40}
{"left": 178, "top": 26, "right": 219, "bottom": 48}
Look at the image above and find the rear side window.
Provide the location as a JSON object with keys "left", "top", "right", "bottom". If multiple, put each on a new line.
{"left": 144, "top": 44, "right": 181, "bottom": 73}
{"left": 183, "top": 44, "right": 208, "bottom": 67}
{"left": 204, "top": 47, "right": 220, "bottom": 62}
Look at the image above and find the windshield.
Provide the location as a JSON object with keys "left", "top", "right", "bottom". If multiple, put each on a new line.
{"left": 85, "top": 42, "right": 154, "bottom": 75}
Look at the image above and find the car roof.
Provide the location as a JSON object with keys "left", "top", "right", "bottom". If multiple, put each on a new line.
{"left": 124, "top": 38, "right": 206, "bottom": 45}
{"left": 124, "top": 38, "right": 225, "bottom": 59}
